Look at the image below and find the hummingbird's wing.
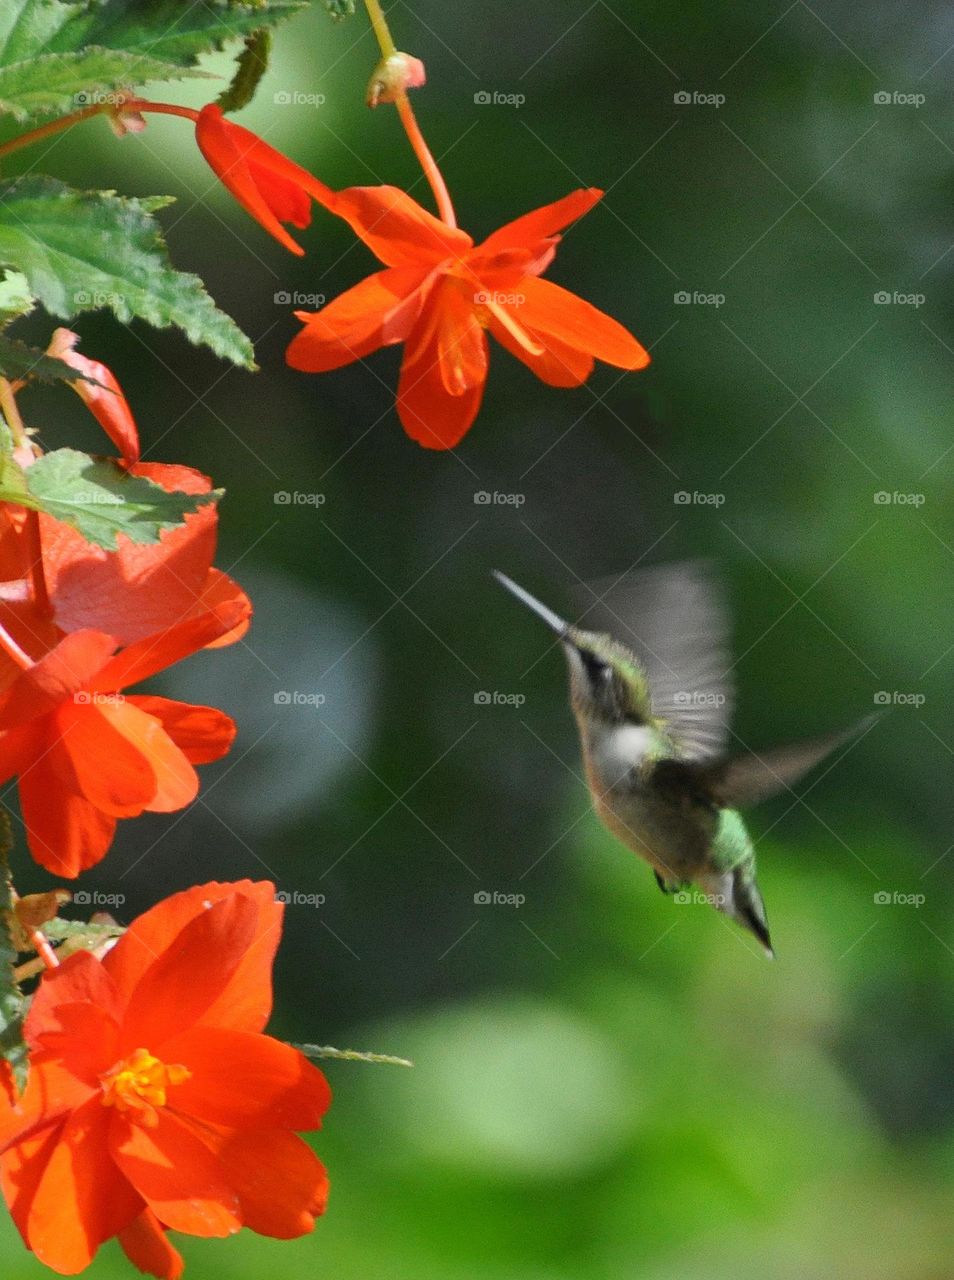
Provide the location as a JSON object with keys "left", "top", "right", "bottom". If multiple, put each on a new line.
{"left": 573, "top": 560, "right": 733, "bottom": 760}
{"left": 656, "top": 716, "right": 877, "bottom": 810}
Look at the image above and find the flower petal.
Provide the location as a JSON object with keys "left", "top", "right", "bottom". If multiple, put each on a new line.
{"left": 0, "top": 631, "right": 116, "bottom": 729}
{"left": 104, "top": 882, "right": 281, "bottom": 1034}
{"left": 46, "top": 329, "right": 140, "bottom": 464}
{"left": 196, "top": 1128, "right": 328, "bottom": 1239}
{"left": 12, "top": 1097, "right": 142, "bottom": 1274}
{"left": 194, "top": 104, "right": 332, "bottom": 256}
{"left": 119, "top": 1209, "right": 184, "bottom": 1280}
{"left": 26, "top": 951, "right": 122, "bottom": 1073}
{"left": 188, "top": 569, "right": 252, "bottom": 648}
{"left": 478, "top": 188, "right": 603, "bottom": 255}
{"left": 109, "top": 1109, "right": 240, "bottom": 1238}
{"left": 55, "top": 701, "right": 160, "bottom": 817}
{"left": 329, "top": 186, "right": 472, "bottom": 267}
{"left": 118, "top": 893, "right": 260, "bottom": 1050}
{"left": 397, "top": 284, "right": 488, "bottom": 449}
{"left": 286, "top": 266, "right": 435, "bottom": 373}
{"left": 19, "top": 751, "right": 117, "bottom": 877}
{"left": 487, "top": 313, "right": 594, "bottom": 387}
{"left": 126, "top": 697, "right": 236, "bottom": 765}
{"left": 164, "top": 1028, "right": 330, "bottom": 1130}
{"left": 94, "top": 699, "right": 199, "bottom": 814}
{"left": 0, "top": 1057, "right": 94, "bottom": 1150}
{"left": 91, "top": 601, "right": 249, "bottom": 693}
{"left": 0, "top": 719, "right": 42, "bottom": 785}
{"left": 511, "top": 276, "right": 650, "bottom": 370}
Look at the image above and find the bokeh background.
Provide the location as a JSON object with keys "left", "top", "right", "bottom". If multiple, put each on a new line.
{"left": 4, "top": 0, "right": 954, "bottom": 1274}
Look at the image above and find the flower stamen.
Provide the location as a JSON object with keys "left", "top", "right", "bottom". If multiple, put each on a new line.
{"left": 101, "top": 1048, "right": 191, "bottom": 1128}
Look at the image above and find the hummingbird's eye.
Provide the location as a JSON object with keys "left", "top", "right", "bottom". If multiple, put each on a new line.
{"left": 581, "top": 651, "right": 611, "bottom": 686}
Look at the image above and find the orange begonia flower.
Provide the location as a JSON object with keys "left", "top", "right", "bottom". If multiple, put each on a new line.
{"left": 286, "top": 185, "right": 651, "bottom": 448}
{"left": 0, "top": 603, "right": 247, "bottom": 876}
{"left": 193, "top": 104, "right": 335, "bottom": 256}
{"left": 41, "top": 330, "right": 250, "bottom": 648}
{"left": 0, "top": 881, "right": 331, "bottom": 1277}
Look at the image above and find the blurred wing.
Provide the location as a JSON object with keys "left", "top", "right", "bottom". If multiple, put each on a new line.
{"left": 660, "top": 716, "right": 877, "bottom": 810}
{"left": 573, "top": 560, "right": 732, "bottom": 760}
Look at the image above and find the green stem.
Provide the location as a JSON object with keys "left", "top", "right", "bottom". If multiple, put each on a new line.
{"left": 294, "top": 1042, "right": 413, "bottom": 1067}
{"left": 364, "top": 0, "right": 398, "bottom": 59}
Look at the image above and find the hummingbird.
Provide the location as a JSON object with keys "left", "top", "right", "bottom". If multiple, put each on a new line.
{"left": 494, "top": 563, "right": 871, "bottom": 957}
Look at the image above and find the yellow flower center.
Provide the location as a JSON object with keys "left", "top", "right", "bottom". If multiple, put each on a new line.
{"left": 100, "top": 1048, "right": 191, "bottom": 1128}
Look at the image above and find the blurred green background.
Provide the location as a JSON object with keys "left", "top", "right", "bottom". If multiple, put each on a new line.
{"left": 4, "top": 0, "right": 954, "bottom": 1274}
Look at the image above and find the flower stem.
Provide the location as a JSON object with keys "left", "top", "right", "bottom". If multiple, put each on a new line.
{"left": 0, "top": 104, "right": 106, "bottom": 163}
{"left": 0, "top": 378, "right": 27, "bottom": 449}
{"left": 362, "top": 0, "right": 457, "bottom": 227}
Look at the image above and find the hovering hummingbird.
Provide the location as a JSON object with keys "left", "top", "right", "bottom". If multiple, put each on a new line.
{"left": 494, "top": 563, "right": 871, "bottom": 957}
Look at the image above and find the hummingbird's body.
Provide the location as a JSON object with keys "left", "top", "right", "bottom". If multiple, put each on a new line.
{"left": 495, "top": 565, "right": 870, "bottom": 957}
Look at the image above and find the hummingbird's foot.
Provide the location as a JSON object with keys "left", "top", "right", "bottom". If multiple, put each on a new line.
{"left": 653, "top": 870, "right": 685, "bottom": 895}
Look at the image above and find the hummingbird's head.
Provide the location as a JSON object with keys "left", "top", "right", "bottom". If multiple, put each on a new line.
{"left": 493, "top": 572, "right": 652, "bottom": 726}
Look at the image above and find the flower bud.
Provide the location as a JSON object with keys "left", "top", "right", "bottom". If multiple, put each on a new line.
{"left": 366, "top": 52, "right": 426, "bottom": 107}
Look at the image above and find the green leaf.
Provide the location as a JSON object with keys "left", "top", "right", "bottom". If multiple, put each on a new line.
{"left": 0, "top": 333, "right": 106, "bottom": 385}
{"left": 43, "top": 917, "right": 125, "bottom": 949}
{"left": 0, "top": 269, "right": 33, "bottom": 327}
{"left": 218, "top": 28, "right": 271, "bottom": 113}
{"left": 0, "top": 812, "right": 28, "bottom": 1091}
{"left": 0, "top": 177, "right": 256, "bottom": 368}
{"left": 48, "top": 0, "right": 307, "bottom": 65}
{"left": 0, "top": 48, "right": 206, "bottom": 121}
{"left": 16, "top": 448, "right": 221, "bottom": 550}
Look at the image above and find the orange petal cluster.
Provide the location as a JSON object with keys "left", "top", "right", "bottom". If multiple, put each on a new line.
{"left": 0, "top": 881, "right": 331, "bottom": 1277}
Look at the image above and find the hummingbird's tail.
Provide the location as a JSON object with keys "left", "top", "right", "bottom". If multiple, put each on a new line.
{"left": 698, "top": 864, "right": 774, "bottom": 958}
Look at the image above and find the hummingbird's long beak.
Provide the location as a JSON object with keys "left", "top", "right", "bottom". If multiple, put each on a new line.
{"left": 493, "top": 571, "right": 568, "bottom": 636}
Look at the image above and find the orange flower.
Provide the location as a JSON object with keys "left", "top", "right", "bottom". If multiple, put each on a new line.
{"left": 42, "top": 330, "right": 250, "bottom": 647}
{"left": 0, "top": 881, "right": 331, "bottom": 1277}
{"left": 193, "top": 104, "right": 334, "bottom": 256}
{"left": 0, "top": 603, "right": 246, "bottom": 876}
{"left": 286, "top": 186, "right": 650, "bottom": 448}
